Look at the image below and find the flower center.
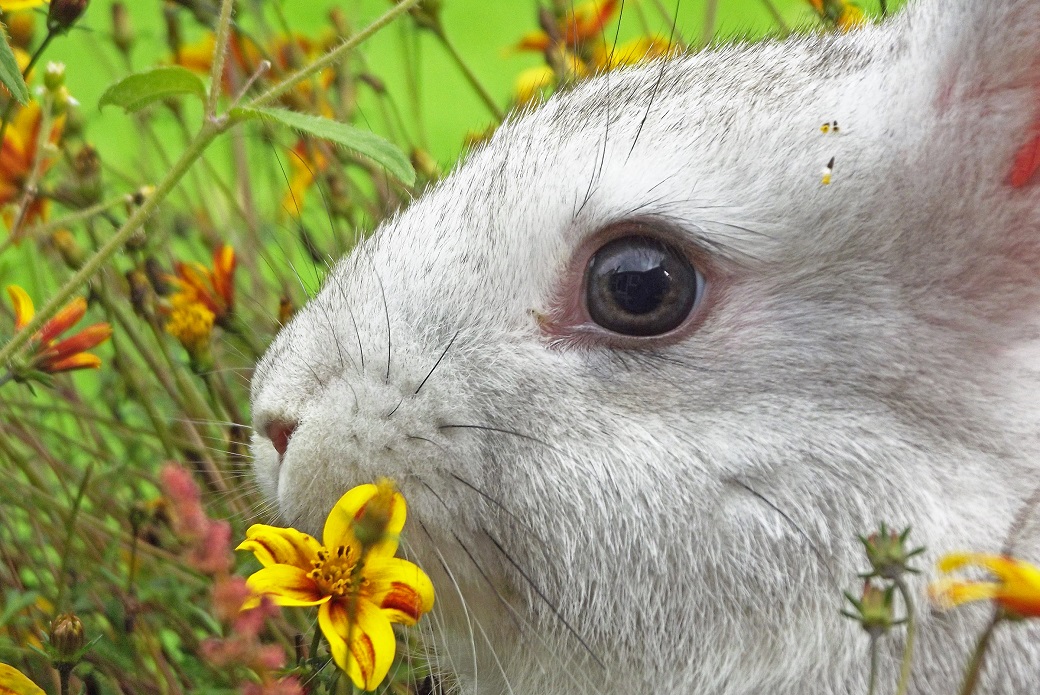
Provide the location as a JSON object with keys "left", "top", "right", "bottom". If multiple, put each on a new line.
{"left": 308, "top": 545, "right": 359, "bottom": 597}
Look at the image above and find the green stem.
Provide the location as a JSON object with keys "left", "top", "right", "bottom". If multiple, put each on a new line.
{"left": 867, "top": 635, "right": 878, "bottom": 695}
{"left": 0, "top": 121, "right": 220, "bottom": 368}
{"left": 879, "top": 0, "right": 888, "bottom": 17}
{"left": 18, "top": 194, "right": 131, "bottom": 242}
{"left": 0, "top": 0, "right": 421, "bottom": 369}
{"left": 432, "top": 28, "right": 504, "bottom": 121}
{"left": 205, "top": 0, "right": 237, "bottom": 117}
{"left": 893, "top": 577, "right": 916, "bottom": 695}
{"left": 957, "top": 613, "right": 1002, "bottom": 695}
{"left": 0, "top": 371, "right": 12, "bottom": 388}
{"left": 54, "top": 462, "right": 94, "bottom": 612}
{"left": 249, "top": 0, "right": 423, "bottom": 109}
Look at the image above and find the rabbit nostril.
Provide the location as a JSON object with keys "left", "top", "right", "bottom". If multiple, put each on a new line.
{"left": 265, "top": 420, "right": 298, "bottom": 459}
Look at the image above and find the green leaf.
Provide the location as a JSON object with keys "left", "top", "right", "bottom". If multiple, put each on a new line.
{"left": 98, "top": 66, "right": 206, "bottom": 113}
{"left": 234, "top": 106, "right": 415, "bottom": 186}
{"left": 0, "top": 29, "right": 28, "bottom": 105}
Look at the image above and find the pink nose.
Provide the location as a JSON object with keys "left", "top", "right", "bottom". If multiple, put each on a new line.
{"left": 265, "top": 420, "right": 297, "bottom": 459}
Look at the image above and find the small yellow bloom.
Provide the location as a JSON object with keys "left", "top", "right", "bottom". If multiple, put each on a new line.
{"left": 930, "top": 553, "right": 1040, "bottom": 618}
{"left": 282, "top": 140, "right": 329, "bottom": 216}
{"left": 1, "top": 101, "right": 64, "bottom": 228}
{"left": 806, "top": 0, "right": 866, "bottom": 31}
{"left": 0, "top": 663, "right": 45, "bottom": 695}
{"left": 589, "top": 35, "right": 680, "bottom": 71}
{"left": 514, "top": 0, "right": 619, "bottom": 52}
{"left": 168, "top": 244, "right": 236, "bottom": 325}
{"left": 238, "top": 482, "right": 434, "bottom": 691}
{"left": 164, "top": 293, "right": 215, "bottom": 362}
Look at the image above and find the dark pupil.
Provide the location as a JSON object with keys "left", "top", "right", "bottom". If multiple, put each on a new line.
{"left": 585, "top": 235, "right": 699, "bottom": 337}
{"left": 609, "top": 266, "right": 669, "bottom": 315}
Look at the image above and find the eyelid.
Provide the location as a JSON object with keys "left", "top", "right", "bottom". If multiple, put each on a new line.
{"left": 539, "top": 218, "right": 726, "bottom": 350}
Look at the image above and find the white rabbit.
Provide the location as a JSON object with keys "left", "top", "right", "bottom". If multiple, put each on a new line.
{"left": 250, "top": 0, "right": 1040, "bottom": 692}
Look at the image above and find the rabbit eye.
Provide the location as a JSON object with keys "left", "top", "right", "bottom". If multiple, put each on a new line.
{"left": 584, "top": 235, "right": 703, "bottom": 337}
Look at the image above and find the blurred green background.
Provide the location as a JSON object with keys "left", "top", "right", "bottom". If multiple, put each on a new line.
{"left": 59, "top": 0, "right": 900, "bottom": 165}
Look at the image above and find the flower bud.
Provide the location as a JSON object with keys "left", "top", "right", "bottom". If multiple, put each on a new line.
{"left": 410, "top": 148, "right": 440, "bottom": 181}
{"left": 49, "top": 613, "right": 85, "bottom": 665}
{"left": 52, "top": 230, "right": 85, "bottom": 270}
{"left": 278, "top": 295, "right": 294, "bottom": 325}
{"left": 44, "top": 62, "right": 65, "bottom": 91}
{"left": 859, "top": 523, "right": 924, "bottom": 580}
{"left": 354, "top": 478, "right": 398, "bottom": 549}
{"left": 48, "top": 0, "right": 89, "bottom": 33}
{"left": 111, "top": 3, "right": 133, "bottom": 55}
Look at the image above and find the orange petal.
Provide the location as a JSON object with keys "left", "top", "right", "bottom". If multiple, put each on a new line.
{"left": 929, "top": 578, "right": 1000, "bottom": 610}
{"left": 364, "top": 556, "right": 435, "bottom": 625}
{"left": 319, "top": 598, "right": 396, "bottom": 691}
{"left": 323, "top": 484, "right": 405, "bottom": 557}
{"left": 42, "top": 352, "right": 102, "bottom": 373}
{"left": 6, "top": 285, "right": 34, "bottom": 329}
{"left": 45, "top": 323, "right": 112, "bottom": 362}
{"left": 36, "top": 297, "right": 86, "bottom": 345}
{"left": 212, "top": 244, "right": 236, "bottom": 309}
{"left": 514, "top": 31, "right": 551, "bottom": 52}
{"left": 237, "top": 524, "right": 321, "bottom": 570}
{"left": 244, "top": 565, "right": 328, "bottom": 606}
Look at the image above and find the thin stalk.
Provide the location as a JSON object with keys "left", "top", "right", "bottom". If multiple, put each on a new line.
{"left": 867, "top": 634, "right": 879, "bottom": 695}
{"left": 0, "top": 28, "right": 58, "bottom": 145}
{"left": 0, "top": 121, "right": 221, "bottom": 367}
{"left": 758, "top": 0, "right": 791, "bottom": 34}
{"left": 0, "top": 371, "right": 12, "bottom": 388}
{"left": 431, "top": 28, "right": 504, "bottom": 121}
{"left": 54, "top": 462, "right": 94, "bottom": 612}
{"left": 893, "top": 577, "right": 916, "bottom": 695}
{"left": 0, "top": 0, "right": 422, "bottom": 367}
{"left": 205, "top": 0, "right": 237, "bottom": 117}
{"left": 249, "top": 0, "right": 423, "bottom": 108}
{"left": 18, "top": 194, "right": 134, "bottom": 242}
{"left": 957, "top": 613, "right": 1002, "bottom": 695}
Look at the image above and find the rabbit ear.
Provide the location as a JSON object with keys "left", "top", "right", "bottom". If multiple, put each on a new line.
{"left": 917, "top": 0, "right": 1040, "bottom": 187}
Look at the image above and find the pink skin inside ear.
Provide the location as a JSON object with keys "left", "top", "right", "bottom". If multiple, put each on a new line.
{"left": 265, "top": 420, "right": 297, "bottom": 459}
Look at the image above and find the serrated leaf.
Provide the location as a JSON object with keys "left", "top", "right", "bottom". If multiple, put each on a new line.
{"left": 234, "top": 106, "right": 415, "bottom": 186}
{"left": 0, "top": 29, "right": 28, "bottom": 105}
{"left": 99, "top": 66, "right": 206, "bottom": 113}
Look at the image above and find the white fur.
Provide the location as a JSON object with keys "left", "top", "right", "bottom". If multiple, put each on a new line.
{"left": 251, "top": 1, "right": 1040, "bottom": 692}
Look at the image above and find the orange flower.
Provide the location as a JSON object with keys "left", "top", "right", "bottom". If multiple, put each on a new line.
{"left": 515, "top": 0, "right": 620, "bottom": 52}
{"left": 238, "top": 481, "right": 434, "bottom": 690}
{"left": 0, "top": 101, "right": 64, "bottom": 228}
{"left": 5, "top": 285, "right": 112, "bottom": 375}
{"left": 930, "top": 553, "right": 1040, "bottom": 618}
{"left": 168, "top": 245, "right": 236, "bottom": 324}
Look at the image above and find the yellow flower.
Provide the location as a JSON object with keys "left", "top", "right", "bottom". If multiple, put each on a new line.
{"left": 164, "top": 293, "right": 215, "bottom": 363}
{"left": 237, "top": 482, "right": 435, "bottom": 691}
{"left": 5, "top": 285, "right": 111, "bottom": 375}
{"left": 929, "top": 553, "right": 1040, "bottom": 618}
{"left": 0, "top": 663, "right": 45, "bottom": 695}
{"left": 806, "top": 0, "right": 866, "bottom": 31}
{"left": 589, "top": 36, "right": 681, "bottom": 71}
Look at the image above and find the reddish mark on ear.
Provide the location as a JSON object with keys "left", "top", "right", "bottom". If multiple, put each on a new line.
{"left": 1009, "top": 130, "right": 1040, "bottom": 188}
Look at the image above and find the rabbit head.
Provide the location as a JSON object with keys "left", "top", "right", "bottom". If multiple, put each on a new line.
{"left": 251, "top": 0, "right": 1040, "bottom": 692}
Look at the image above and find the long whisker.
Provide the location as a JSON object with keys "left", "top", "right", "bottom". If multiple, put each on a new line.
{"left": 483, "top": 528, "right": 605, "bottom": 670}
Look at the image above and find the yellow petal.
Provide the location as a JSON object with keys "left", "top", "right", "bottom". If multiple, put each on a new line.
{"left": 43, "top": 352, "right": 101, "bottom": 373}
{"left": 244, "top": 565, "right": 328, "bottom": 606}
{"left": 319, "top": 598, "right": 396, "bottom": 691}
{"left": 0, "top": 664, "right": 45, "bottom": 695}
{"left": 238, "top": 524, "right": 321, "bottom": 570}
{"left": 364, "top": 556, "right": 435, "bottom": 626}
{"left": 0, "top": 0, "right": 45, "bottom": 11}
{"left": 323, "top": 484, "right": 406, "bottom": 557}
{"left": 929, "top": 578, "right": 1000, "bottom": 610}
{"left": 5, "top": 285, "right": 33, "bottom": 329}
